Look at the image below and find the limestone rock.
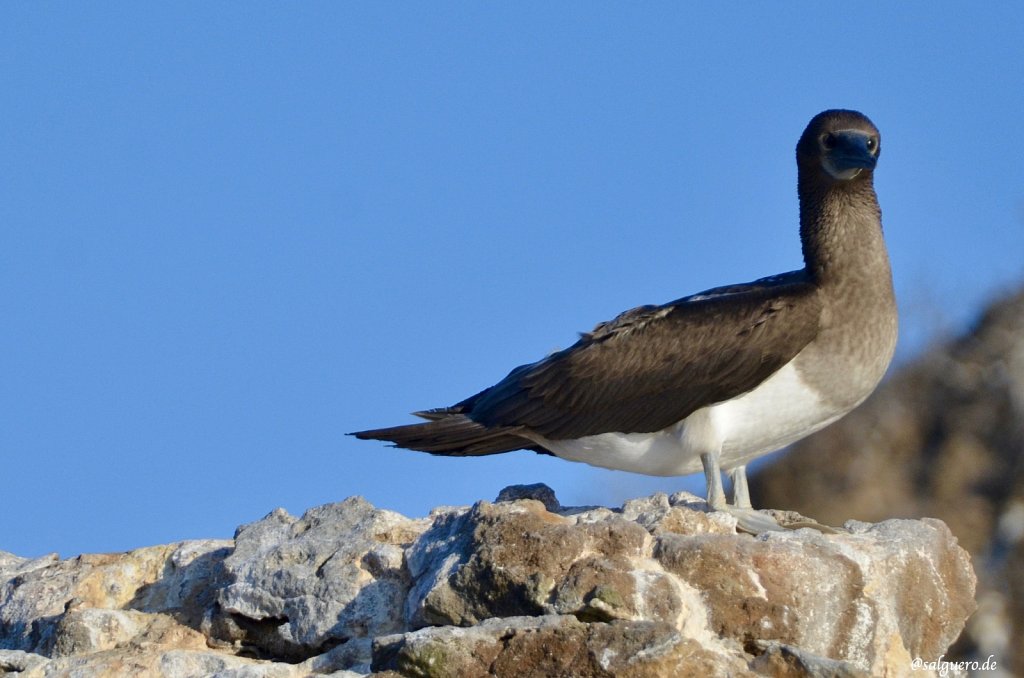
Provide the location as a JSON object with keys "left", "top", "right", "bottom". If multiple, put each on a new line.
{"left": 372, "top": 615, "right": 749, "bottom": 678}
{"left": 405, "top": 498, "right": 652, "bottom": 628}
{"left": 209, "top": 498, "right": 428, "bottom": 665}
{"left": 394, "top": 491, "right": 973, "bottom": 676}
{"left": 0, "top": 649, "right": 48, "bottom": 674}
{"left": 1, "top": 489, "right": 975, "bottom": 676}
{"left": 657, "top": 518, "right": 974, "bottom": 671}
{"left": 0, "top": 540, "right": 230, "bottom": 656}
{"left": 51, "top": 608, "right": 206, "bottom": 658}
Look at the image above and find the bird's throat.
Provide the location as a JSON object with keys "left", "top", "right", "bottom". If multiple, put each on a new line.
{"left": 798, "top": 181, "right": 889, "bottom": 290}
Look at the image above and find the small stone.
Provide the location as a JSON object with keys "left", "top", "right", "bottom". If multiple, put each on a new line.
{"left": 495, "top": 483, "right": 561, "bottom": 512}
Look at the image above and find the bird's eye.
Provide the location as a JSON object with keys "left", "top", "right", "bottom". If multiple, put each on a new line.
{"left": 866, "top": 137, "right": 878, "bottom": 153}
{"left": 820, "top": 133, "right": 835, "bottom": 150}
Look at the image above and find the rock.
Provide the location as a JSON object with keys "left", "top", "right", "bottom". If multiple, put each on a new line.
{"left": 0, "top": 649, "right": 48, "bottom": 674}
{"left": 495, "top": 483, "right": 561, "bottom": 512}
{"left": 51, "top": 608, "right": 204, "bottom": 657}
{"left": 1, "top": 489, "right": 976, "bottom": 676}
{"left": 373, "top": 615, "right": 749, "bottom": 678}
{"left": 210, "top": 498, "right": 429, "bottom": 666}
{"left": 0, "top": 540, "right": 230, "bottom": 655}
{"left": 405, "top": 498, "right": 652, "bottom": 628}
{"left": 659, "top": 518, "right": 974, "bottom": 671}
{"left": 397, "top": 493, "right": 973, "bottom": 676}
{"left": 749, "top": 642, "right": 868, "bottom": 678}
{"left": 0, "top": 644, "right": 365, "bottom": 678}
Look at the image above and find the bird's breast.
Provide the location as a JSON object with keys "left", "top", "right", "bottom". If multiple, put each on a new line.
{"left": 709, "top": 355, "right": 853, "bottom": 467}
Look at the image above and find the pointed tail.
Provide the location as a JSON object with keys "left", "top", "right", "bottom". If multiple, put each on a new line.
{"left": 350, "top": 413, "right": 543, "bottom": 457}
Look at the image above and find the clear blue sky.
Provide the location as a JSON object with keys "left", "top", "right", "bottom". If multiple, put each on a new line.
{"left": 3, "top": 4, "right": 1022, "bottom": 558}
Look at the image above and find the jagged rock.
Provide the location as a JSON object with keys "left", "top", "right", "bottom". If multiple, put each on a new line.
{"left": 0, "top": 650, "right": 48, "bottom": 674}
{"left": 659, "top": 518, "right": 974, "bottom": 667}
{"left": 1, "top": 488, "right": 976, "bottom": 676}
{"left": 395, "top": 492, "right": 974, "bottom": 676}
{"left": 0, "top": 540, "right": 230, "bottom": 656}
{"left": 51, "top": 608, "right": 206, "bottom": 657}
{"left": 0, "top": 645, "right": 366, "bottom": 677}
{"left": 209, "top": 498, "right": 428, "bottom": 666}
{"left": 405, "top": 498, "right": 653, "bottom": 628}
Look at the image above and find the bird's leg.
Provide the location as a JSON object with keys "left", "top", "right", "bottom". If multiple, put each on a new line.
{"left": 702, "top": 454, "right": 784, "bottom": 534}
{"left": 700, "top": 452, "right": 728, "bottom": 511}
{"left": 728, "top": 465, "right": 752, "bottom": 509}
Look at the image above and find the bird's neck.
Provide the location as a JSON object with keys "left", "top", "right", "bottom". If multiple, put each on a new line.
{"left": 797, "top": 175, "right": 898, "bottom": 402}
{"left": 798, "top": 178, "right": 892, "bottom": 293}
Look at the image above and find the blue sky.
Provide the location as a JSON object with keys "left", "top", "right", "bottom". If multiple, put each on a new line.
{"left": 3, "top": 4, "right": 1022, "bottom": 558}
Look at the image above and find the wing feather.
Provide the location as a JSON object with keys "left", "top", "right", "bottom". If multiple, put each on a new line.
{"left": 463, "top": 275, "right": 822, "bottom": 439}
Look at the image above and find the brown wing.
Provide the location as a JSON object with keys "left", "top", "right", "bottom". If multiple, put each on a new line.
{"left": 459, "top": 277, "right": 822, "bottom": 439}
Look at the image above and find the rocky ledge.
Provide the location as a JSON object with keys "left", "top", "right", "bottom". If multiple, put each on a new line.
{"left": 1, "top": 485, "right": 975, "bottom": 677}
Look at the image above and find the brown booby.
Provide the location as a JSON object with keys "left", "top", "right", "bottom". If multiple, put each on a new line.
{"left": 352, "top": 110, "right": 897, "bottom": 532}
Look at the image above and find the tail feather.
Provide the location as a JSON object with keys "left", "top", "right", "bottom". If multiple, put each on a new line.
{"left": 412, "top": 407, "right": 458, "bottom": 421}
{"left": 350, "top": 413, "right": 545, "bottom": 457}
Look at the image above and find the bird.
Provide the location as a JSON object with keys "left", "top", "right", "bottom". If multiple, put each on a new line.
{"left": 352, "top": 109, "right": 897, "bottom": 533}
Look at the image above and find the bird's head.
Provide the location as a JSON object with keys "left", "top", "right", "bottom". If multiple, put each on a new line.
{"left": 797, "top": 110, "right": 881, "bottom": 184}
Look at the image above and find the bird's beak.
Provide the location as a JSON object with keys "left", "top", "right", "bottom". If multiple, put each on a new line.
{"left": 826, "top": 131, "right": 878, "bottom": 173}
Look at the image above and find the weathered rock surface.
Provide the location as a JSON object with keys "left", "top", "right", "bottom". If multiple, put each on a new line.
{"left": 752, "top": 285, "right": 1024, "bottom": 673}
{"left": 2, "top": 486, "right": 974, "bottom": 677}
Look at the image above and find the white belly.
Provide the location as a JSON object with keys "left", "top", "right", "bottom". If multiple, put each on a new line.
{"left": 526, "top": 358, "right": 855, "bottom": 477}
